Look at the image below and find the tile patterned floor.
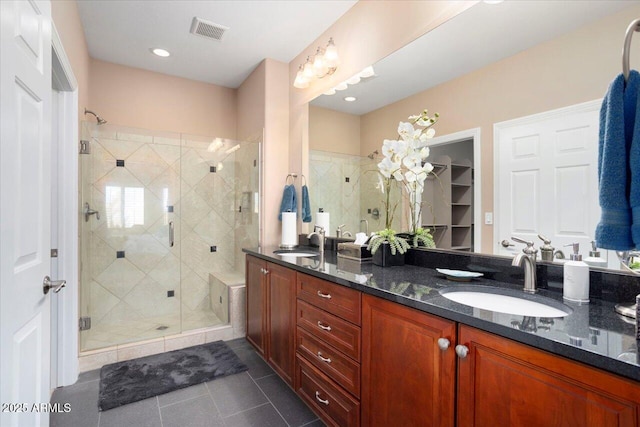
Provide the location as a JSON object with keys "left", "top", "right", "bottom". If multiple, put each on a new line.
{"left": 51, "top": 338, "right": 324, "bottom": 427}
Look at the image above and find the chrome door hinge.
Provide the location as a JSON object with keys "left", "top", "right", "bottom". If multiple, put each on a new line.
{"left": 79, "top": 316, "right": 91, "bottom": 331}
{"left": 51, "top": 249, "right": 58, "bottom": 257}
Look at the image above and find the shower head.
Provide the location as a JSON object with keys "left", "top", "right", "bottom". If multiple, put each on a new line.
{"left": 367, "top": 150, "right": 379, "bottom": 159}
{"left": 84, "top": 108, "right": 107, "bottom": 125}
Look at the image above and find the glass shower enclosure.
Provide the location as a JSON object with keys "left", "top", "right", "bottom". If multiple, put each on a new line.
{"left": 79, "top": 122, "right": 260, "bottom": 352}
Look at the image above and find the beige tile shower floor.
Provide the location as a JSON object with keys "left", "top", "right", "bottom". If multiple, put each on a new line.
{"left": 81, "top": 310, "right": 223, "bottom": 351}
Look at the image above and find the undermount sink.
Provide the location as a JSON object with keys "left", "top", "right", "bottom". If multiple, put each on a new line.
{"left": 439, "top": 286, "right": 572, "bottom": 318}
{"left": 273, "top": 250, "right": 318, "bottom": 258}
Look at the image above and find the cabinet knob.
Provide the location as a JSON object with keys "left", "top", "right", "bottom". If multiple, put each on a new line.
{"left": 262, "top": 268, "right": 269, "bottom": 275}
{"left": 317, "top": 290, "right": 332, "bottom": 299}
{"left": 315, "top": 391, "right": 329, "bottom": 406}
{"left": 455, "top": 344, "right": 469, "bottom": 359}
{"left": 437, "top": 337, "right": 450, "bottom": 351}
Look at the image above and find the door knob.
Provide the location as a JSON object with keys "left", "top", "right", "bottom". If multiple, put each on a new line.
{"left": 43, "top": 276, "right": 66, "bottom": 295}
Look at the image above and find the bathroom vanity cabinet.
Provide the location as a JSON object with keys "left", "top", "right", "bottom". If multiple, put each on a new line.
{"left": 245, "top": 254, "right": 640, "bottom": 426}
{"left": 457, "top": 326, "right": 640, "bottom": 427}
{"left": 245, "top": 256, "right": 296, "bottom": 385}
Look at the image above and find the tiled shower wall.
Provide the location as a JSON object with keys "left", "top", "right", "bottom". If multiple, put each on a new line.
{"left": 309, "top": 150, "right": 401, "bottom": 236}
{"left": 80, "top": 123, "right": 259, "bottom": 351}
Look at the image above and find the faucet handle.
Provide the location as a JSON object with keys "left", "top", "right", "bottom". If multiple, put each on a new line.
{"left": 314, "top": 225, "right": 325, "bottom": 234}
{"left": 511, "top": 236, "right": 537, "bottom": 256}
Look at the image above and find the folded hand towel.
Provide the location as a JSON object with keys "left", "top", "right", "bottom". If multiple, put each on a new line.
{"left": 301, "top": 185, "right": 312, "bottom": 223}
{"left": 595, "top": 73, "right": 635, "bottom": 250}
{"left": 628, "top": 70, "right": 640, "bottom": 248}
{"left": 278, "top": 184, "right": 297, "bottom": 221}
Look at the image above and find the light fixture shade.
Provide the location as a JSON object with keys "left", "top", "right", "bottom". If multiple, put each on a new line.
{"left": 324, "top": 38, "right": 339, "bottom": 68}
{"left": 302, "top": 57, "right": 315, "bottom": 79}
{"left": 293, "top": 69, "right": 309, "bottom": 89}
{"left": 313, "top": 48, "right": 328, "bottom": 78}
{"left": 323, "top": 88, "right": 336, "bottom": 96}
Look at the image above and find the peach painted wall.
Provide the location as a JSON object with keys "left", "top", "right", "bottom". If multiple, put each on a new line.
{"left": 309, "top": 106, "right": 360, "bottom": 156}
{"left": 89, "top": 59, "right": 237, "bottom": 138}
{"left": 237, "top": 59, "right": 290, "bottom": 247}
{"left": 237, "top": 62, "right": 266, "bottom": 142}
{"left": 264, "top": 59, "right": 290, "bottom": 247}
{"left": 359, "top": 3, "right": 640, "bottom": 253}
{"left": 51, "top": 0, "right": 91, "bottom": 127}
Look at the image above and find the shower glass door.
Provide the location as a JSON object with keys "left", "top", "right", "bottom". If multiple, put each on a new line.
{"left": 80, "top": 123, "right": 262, "bottom": 352}
{"left": 80, "top": 123, "right": 182, "bottom": 351}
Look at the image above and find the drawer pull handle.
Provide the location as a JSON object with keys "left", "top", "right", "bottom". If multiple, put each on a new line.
{"left": 317, "top": 290, "right": 332, "bottom": 299}
{"left": 315, "top": 391, "right": 329, "bottom": 406}
{"left": 317, "top": 352, "right": 332, "bottom": 363}
{"left": 317, "top": 321, "right": 332, "bottom": 331}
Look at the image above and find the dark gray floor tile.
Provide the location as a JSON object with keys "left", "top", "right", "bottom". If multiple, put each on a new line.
{"left": 98, "top": 397, "right": 161, "bottom": 427}
{"left": 233, "top": 347, "right": 275, "bottom": 380}
{"left": 158, "top": 383, "right": 209, "bottom": 407}
{"left": 256, "top": 374, "right": 318, "bottom": 427}
{"left": 207, "top": 372, "right": 268, "bottom": 417}
{"left": 223, "top": 403, "right": 287, "bottom": 427}
{"left": 77, "top": 369, "right": 101, "bottom": 384}
{"left": 161, "top": 395, "right": 224, "bottom": 427}
{"left": 225, "top": 338, "right": 252, "bottom": 350}
{"left": 50, "top": 378, "right": 99, "bottom": 427}
{"left": 301, "top": 419, "right": 326, "bottom": 427}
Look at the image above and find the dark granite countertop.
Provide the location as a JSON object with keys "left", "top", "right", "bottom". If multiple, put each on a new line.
{"left": 243, "top": 246, "right": 640, "bottom": 383}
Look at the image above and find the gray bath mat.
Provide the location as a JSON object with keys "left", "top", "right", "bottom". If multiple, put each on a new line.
{"left": 98, "top": 340, "right": 247, "bottom": 411}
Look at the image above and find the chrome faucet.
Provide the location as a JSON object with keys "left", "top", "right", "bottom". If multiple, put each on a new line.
{"left": 511, "top": 237, "right": 538, "bottom": 294}
{"left": 336, "top": 224, "right": 352, "bottom": 238}
{"left": 307, "top": 226, "right": 326, "bottom": 256}
{"left": 360, "top": 219, "right": 369, "bottom": 235}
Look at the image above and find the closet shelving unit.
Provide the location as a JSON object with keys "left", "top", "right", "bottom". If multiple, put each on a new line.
{"left": 422, "top": 156, "right": 473, "bottom": 251}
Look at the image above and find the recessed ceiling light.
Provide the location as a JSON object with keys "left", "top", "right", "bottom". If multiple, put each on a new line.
{"left": 150, "top": 48, "right": 171, "bottom": 57}
{"left": 344, "top": 96, "right": 356, "bottom": 102}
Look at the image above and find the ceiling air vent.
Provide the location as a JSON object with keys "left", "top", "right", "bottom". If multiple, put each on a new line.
{"left": 190, "top": 17, "right": 228, "bottom": 41}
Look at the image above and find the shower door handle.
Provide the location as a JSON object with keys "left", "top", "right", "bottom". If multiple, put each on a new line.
{"left": 169, "top": 221, "right": 174, "bottom": 247}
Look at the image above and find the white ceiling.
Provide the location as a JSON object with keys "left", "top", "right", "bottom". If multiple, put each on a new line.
{"left": 76, "top": 0, "right": 357, "bottom": 88}
{"left": 311, "top": 1, "right": 636, "bottom": 115}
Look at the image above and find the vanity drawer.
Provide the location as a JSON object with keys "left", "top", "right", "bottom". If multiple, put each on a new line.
{"left": 297, "top": 273, "right": 361, "bottom": 325}
{"left": 296, "top": 354, "right": 360, "bottom": 427}
{"left": 297, "top": 300, "right": 361, "bottom": 361}
{"left": 297, "top": 326, "right": 360, "bottom": 398}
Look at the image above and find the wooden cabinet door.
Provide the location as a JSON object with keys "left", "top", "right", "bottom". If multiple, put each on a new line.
{"left": 457, "top": 325, "right": 640, "bottom": 427}
{"left": 361, "top": 294, "right": 456, "bottom": 427}
{"left": 246, "top": 255, "right": 266, "bottom": 356}
{"left": 267, "top": 262, "right": 296, "bottom": 385}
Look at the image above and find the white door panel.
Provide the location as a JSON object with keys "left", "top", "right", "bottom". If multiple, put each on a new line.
{"left": 1, "top": 0, "right": 52, "bottom": 426}
{"left": 495, "top": 101, "right": 600, "bottom": 259}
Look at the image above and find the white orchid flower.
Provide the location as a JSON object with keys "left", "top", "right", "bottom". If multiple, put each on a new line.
{"left": 419, "top": 146, "right": 430, "bottom": 160}
{"left": 377, "top": 156, "right": 400, "bottom": 179}
{"left": 422, "top": 162, "right": 434, "bottom": 175}
{"left": 402, "top": 151, "right": 422, "bottom": 170}
{"left": 425, "top": 128, "right": 436, "bottom": 138}
{"left": 397, "top": 122, "right": 415, "bottom": 142}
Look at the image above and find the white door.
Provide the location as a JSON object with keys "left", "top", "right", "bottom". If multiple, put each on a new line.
{"left": 1, "top": 1, "right": 53, "bottom": 426}
{"left": 494, "top": 101, "right": 600, "bottom": 259}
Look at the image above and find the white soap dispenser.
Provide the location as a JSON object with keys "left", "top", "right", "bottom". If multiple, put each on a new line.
{"left": 583, "top": 240, "right": 608, "bottom": 268}
{"left": 563, "top": 243, "right": 590, "bottom": 303}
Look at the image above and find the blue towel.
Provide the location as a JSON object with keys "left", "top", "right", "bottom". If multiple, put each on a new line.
{"left": 301, "top": 185, "right": 312, "bottom": 223}
{"left": 629, "top": 71, "right": 640, "bottom": 248}
{"left": 595, "top": 72, "right": 638, "bottom": 250}
{"left": 278, "top": 184, "right": 297, "bottom": 221}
